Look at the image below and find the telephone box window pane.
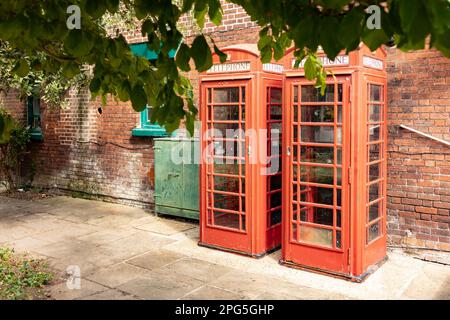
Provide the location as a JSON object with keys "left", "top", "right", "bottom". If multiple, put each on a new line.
{"left": 270, "top": 88, "right": 282, "bottom": 103}
{"left": 337, "top": 189, "right": 342, "bottom": 207}
{"left": 301, "top": 85, "right": 335, "bottom": 102}
{"left": 213, "top": 162, "right": 241, "bottom": 176}
{"left": 299, "top": 225, "right": 333, "bottom": 248}
{"left": 293, "top": 105, "right": 299, "bottom": 122}
{"left": 292, "top": 223, "right": 298, "bottom": 241}
{"left": 367, "top": 222, "right": 381, "bottom": 243}
{"left": 369, "top": 125, "right": 381, "bottom": 141}
{"left": 369, "top": 104, "right": 381, "bottom": 122}
{"left": 214, "top": 212, "right": 240, "bottom": 230}
{"left": 301, "top": 105, "right": 335, "bottom": 123}
{"left": 337, "top": 148, "right": 342, "bottom": 165}
{"left": 270, "top": 106, "right": 282, "bottom": 120}
{"left": 301, "top": 126, "right": 334, "bottom": 144}
{"left": 300, "top": 146, "right": 334, "bottom": 164}
{"left": 369, "top": 163, "right": 381, "bottom": 181}
{"left": 214, "top": 176, "right": 240, "bottom": 193}
{"left": 270, "top": 209, "right": 282, "bottom": 226}
{"left": 300, "top": 186, "right": 334, "bottom": 206}
{"left": 213, "top": 106, "right": 239, "bottom": 121}
{"left": 368, "top": 182, "right": 381, "bottom": 202}
{"left": 294, "top": 86, "right": 298, "bottom": 103}
{"left": 241, "top": 88, "right": 246, "bottom": 103}
{"left": 212, "top": 123, "right": 242, "bottom": 138}
{"left": 301, "top": 166, "right": 334, "bottom": 185}
{"left": 270, "top": 192, "right": 282, "bottom": 208}
{"left": 336, "top": 230, "right": 342, "bottom": 249}
{"left": 213, "top": 194, "right": 240, "bottom": 212}
{"left": 337, "top": 105, "right": 342, "bottom": 123}
{"left": 213, "top": 88, "right": 239, "bottom": 103}
{"left": 369, "top": 84, "right": 382, "bottom": 102}
{"left": 337, "top": 210, "right": 341, "bottom": 227}
{"left": 337, "top": 168, "right": 342, "bottom": 185}
{"left": 369, "top": 143, "right": 382, "bottom": 162}
{"left": 270, "top": 175, "right": 282, "bottom": 190}
{"left": 369, "top": 202, "right": 380, "bottom": 222}
{"left": 337, "top": 127, "right": 342, "bottom": 144}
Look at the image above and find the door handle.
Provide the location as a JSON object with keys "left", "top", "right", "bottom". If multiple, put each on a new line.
{"left": 286, "top": 146, "right": 291, "bottom": 156}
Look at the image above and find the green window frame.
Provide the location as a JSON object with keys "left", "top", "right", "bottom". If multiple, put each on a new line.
{"left": 130, "top": 42, "right": 177, "bottom": 137}
{"left": 26, "top": 96, "right": 43, "bottom": 141}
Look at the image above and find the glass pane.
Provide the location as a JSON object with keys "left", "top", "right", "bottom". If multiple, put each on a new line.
{"left": 369, "top": 163, "right": 381, "bottom": 181}
{"left": 214, "top": 176, "right": 240, "bottom": 193}
{"left": 337, "top": 189, "right": 342, "bottom": 207}
{"left": 270, "top": 192, "right": 282, "bottom": 208}
{"left": 337, "top": 168, "right": 342, "bottom": 185}
{"left": 368, "top": 182, "right": 381, "bottom": 202}
{"left": 369, "top": 125, "right": 381, "bottom": 141}
{"left": 337, "top": 148, "right": 342, "bottom": 165}
{"left": 369, "top": 143, "right": 381, "bottom": 162}
{"left": 369, "top": 202, "right": 380, "bottom": 222}
{"left": 301, "top": 126, "right": 334, "bottom": 144}
{"left": 367, "top": 222, "right": 381, "bottom": 243}
{"left": 301, "top": 105, "right": 334, "bottom": 123}
{"left": 300, "top": 166, "right": 334, "bottom": 185}
{"left": 301, "top": 146, "right": 334, "bottom": 164}
{"left": 300, "top": 186, "right": 334, "bottom": 206}
{"left": 270, "top": 88, "right": 282, "bottom": 103}
{"left": 337, "top": 210, "right": 341, "bottom": 228}
{"left": 299, "top": 225, "right": 333, "bottom": 248}
{"left": 336, "top": 230, "right": 342, "bottom": 249}
{"left": 270, "top": 209, "right": 282, "bottom": 226}
{"left": 214, "top": 212, "right": 240, "bottom": 229}
{"left": 213, "top": 87, "right": 239, "bottom": 103}
{"left": 292, "top": 223, "right": 298, "bottom": 241}
{"left": 369, "top": 104, "right": 381, "bottom": 122}
{"left": 213, "top": 162, "right": 241, "bottom": 175}
{"left": 337, "top": 105, "right": 342, "bottom": 123}
{"left": 369, "top": 84, "right": 382, "bottom": 102}
{"left": 301, "top": 85, "right": 336, "bottom": 102}
{"left": 213, "top": 106, "right": 239, "bottom": 121}
{"left": 292, "top": 106, "right": 298, "bottom": 124}
{"left": 211, "top": 123, "right": 242, "bottom": 138}
{"left": 270, "top": 106, "right": 282, "bottom": 120}
{"left": 212, "top": 140, "right": 244, "bottom": 158}
{"left": 270, "top": 174, "right": 282, "bottom": 190}
{"left": 213, "top": 193, "right": 240, "bottom": 212}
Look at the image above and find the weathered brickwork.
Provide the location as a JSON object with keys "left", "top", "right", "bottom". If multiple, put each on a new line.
{"left": 386, "top": 48, "right": 450, "bottom": 250}
{"left": 1, "top": 5, "right": 449, "bottom": 250}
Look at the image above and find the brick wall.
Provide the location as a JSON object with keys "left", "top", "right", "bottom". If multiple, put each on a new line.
{"left": 386, "top": 48, "right": 450, "bottom": 251}
{"left": 1, "top": 4, "right": 449, "bottom": 250}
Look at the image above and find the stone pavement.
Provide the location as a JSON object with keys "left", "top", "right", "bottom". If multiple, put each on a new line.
{"left": 0, "top": 195, "right": 449, "bottom": 300}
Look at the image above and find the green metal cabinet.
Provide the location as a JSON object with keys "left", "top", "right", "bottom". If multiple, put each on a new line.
{"left": 154, "top": 138, "right": 200, "bottom": 220}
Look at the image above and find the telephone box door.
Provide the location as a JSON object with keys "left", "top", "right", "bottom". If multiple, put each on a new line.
{"left": 283, "top": 76, "right": 352, "bottom": 274}
{"left": 200, "top": 80, "right": 252, "bottom": 253}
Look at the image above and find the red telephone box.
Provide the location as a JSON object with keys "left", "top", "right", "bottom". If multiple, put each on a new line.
{"left": 199, "top": 44, "right": 284, "bottom": 257}
{"left": 279, "top": 45, "right": 388, "bottom": 281}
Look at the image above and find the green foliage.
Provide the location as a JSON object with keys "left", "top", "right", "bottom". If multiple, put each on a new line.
{"left": 0, "top": 0, "right": 449, "bottom": 137}
{"left": 0, "top": 247, "right": 53, "bottom": 300}
{"left": 0, "top": 108, "right": 31, "bottom": 190}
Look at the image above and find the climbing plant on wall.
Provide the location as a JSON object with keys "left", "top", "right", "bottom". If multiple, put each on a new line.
{"left": 0, "top": 0, "right": 449, "bottom": 135}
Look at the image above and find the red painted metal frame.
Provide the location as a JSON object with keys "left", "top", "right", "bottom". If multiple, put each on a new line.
{"left": 199, "top": 47, "right": 284, "bottom": 257}
{"left": 280, "top": 45, "right": 388, "bottom": 281}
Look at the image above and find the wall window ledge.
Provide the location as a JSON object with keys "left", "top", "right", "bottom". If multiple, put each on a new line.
{"left": 132, "top": 126, "right": 168, "bottom": 137}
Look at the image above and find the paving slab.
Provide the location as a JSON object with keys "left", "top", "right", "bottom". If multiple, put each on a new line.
{"left": 126, "top": 250, "right": 187, "bottom": 270}
{"left": 48, "top": 279, "right": 109, "bottom": 300}
{"left": 86, "top": 263, "right": 154, "bottom": 288}
{"left": 402, "top": 263, "right": 450, "bottom": 300}
{"left": 117, "top": 273, "right": 204, "bottom": 300}
{"left": 79, "top": 289, "right": 139, "bottom": 300}
{"left": 134, "top": 219, "right": 196, "bottom": 236}
{"left": 181, "top": 285, "right": 247, "bottom": 300}
{"left": 158, "top": 257, "right": 234, "bottom": 283}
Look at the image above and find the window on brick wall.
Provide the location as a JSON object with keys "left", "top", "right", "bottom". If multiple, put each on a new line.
{"left": 130, "top": 42, "right": 177, "bottom": 137}
{"left": 26, "top": 95, "right": 43, "bottom": 141}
